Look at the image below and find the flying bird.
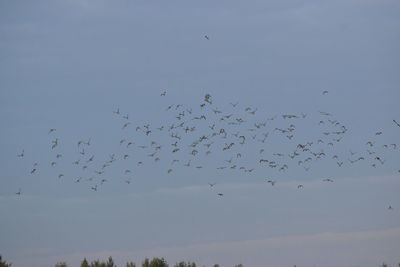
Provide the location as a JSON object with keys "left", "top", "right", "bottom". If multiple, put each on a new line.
{"left": 17, "top": 150, "right": 24, "bottom": 158}
{"left": 51, "top": 138, "right": 58, "bottom": 149}
{"left": 122, "top": 122, "right": 131, "bottom": 129}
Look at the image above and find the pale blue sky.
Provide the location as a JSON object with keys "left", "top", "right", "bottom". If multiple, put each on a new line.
{"left": 0, "top": 0, "right": 400, "bottom": 266}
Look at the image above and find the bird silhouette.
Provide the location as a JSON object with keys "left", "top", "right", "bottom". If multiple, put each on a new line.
{"left": 17, "top": 150, "right": 24, "bottom": 158}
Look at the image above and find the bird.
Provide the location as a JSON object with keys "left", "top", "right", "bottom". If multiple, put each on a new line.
{"left": 204, "top": 35, "right": 210, "bottom": 40}
{"left": 208, "top": 183, "right": 216, "bottom": 188}
{"left": 122, "top": 122, "right": 130, "bottom": 129}
{"left": 388, "top": 205, "right": 393, "bottom": 210}
{"left": 322, "top": 90, "right": 329, "bottom": 95}
{"left": 393, "top": 120, "right": 400, "bottom": 127}
{"left": 15, "top": 188, "right": 21, "bottom": 195}
{"left": 51, "top": 138, "right": 58, "bottom": 149}
{"left": 267, "top": 180, "right": 276, "bottom": 186}
{"left": 323, "top": 178, "right": 334, "bottom": 182}
{"left": 366, "top": 141, "right": 375, "bottom": 147}
{"left": 297, "top": 184, "right": 304, "bottom": 189}
{"left": 48, "top": 128, "right": 56, "bottom": 134}
{"left": 160, "top": 91, "right": 166, "bottom": 96}
{"left": 17, "top": 150, "right": 24, "bottom": 158}
{"left": 217, "top": 193, "right": 224, "bottom": 197}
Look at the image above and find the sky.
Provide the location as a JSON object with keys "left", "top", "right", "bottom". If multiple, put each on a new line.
{"left": 0, "top": 0, "right": 400, "bottom": 266}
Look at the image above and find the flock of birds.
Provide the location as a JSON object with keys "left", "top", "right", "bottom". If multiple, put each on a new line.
{"left": 13, "top": 87, "right": 400, "bottom": 212}
{"left": 11, "top": 36, "right": 399, "bottom": 212}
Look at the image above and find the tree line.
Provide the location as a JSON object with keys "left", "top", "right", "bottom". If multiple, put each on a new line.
{"left": 0, "top": 255, "right": 241, "bottom": 267}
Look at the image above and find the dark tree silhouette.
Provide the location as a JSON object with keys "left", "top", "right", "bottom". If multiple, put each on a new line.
{"left": 81, "top": 258, "right": 89, "bottom": 267}
{"left": 174, "top": 262, "right": 196, "bottom": 267}
{"left": 0, "top": 255, "right": 12, "bottom": 267}
{"left": 142, "top": 257, "right": 168, "bottom": 267}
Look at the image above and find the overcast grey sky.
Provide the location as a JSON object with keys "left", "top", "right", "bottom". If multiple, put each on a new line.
{"left": 1, "top": 0, "right": 400, "bottom": 266}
